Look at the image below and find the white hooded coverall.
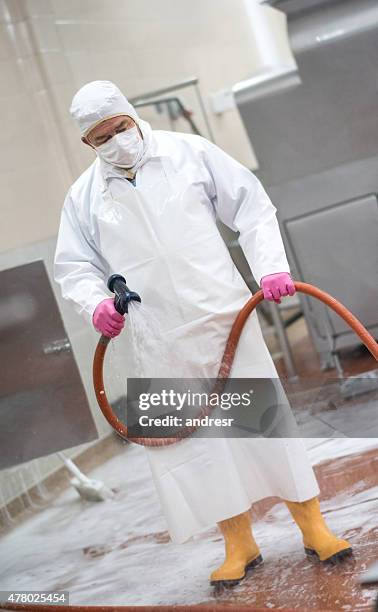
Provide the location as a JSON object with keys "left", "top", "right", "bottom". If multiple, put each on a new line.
{"left": 54, "top": 81, "right": 319, "bottom": 543}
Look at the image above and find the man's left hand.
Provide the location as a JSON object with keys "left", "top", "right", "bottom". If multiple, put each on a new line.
{"left": 260, "top": 272, "right": 296, "bottom": 304}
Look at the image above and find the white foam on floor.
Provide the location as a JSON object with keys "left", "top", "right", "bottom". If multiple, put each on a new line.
{"left": 305, "top": 437, "right": 378, "bottom": 465}
{"left": 0, "top": 437, "right": 377, "bottom": 606}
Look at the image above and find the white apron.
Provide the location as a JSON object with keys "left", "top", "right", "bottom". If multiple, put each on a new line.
{"left": 97, "top": 156, "right": 319, "bottom": 543}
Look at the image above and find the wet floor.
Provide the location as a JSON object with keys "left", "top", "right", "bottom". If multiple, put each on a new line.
{"left": 0, "top": 438, "right": 377, "bottom": 610}
{"left": 200, "top": 447, "right": 378, "bottom": 611}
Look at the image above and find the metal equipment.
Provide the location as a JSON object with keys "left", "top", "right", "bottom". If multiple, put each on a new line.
{"left": 233, "top": 0, "right": 378, "bottom": 369}
{"left": 130, "top": 77, "right": 215, "bottom": 141}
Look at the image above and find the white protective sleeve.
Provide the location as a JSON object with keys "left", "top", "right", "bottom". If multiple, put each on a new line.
{"left": 201, "top": 138, "right": 291, "bottom": 286}
{"left": 54, "top": 193, "right": 110, "bottom": 322}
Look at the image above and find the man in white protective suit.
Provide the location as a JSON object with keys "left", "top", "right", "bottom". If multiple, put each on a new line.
{"left": 54, "top": 81, "right": 352, "bottom": 588}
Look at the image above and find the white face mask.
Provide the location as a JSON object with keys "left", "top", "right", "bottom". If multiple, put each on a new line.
{"left": 95, "top": 126, "right": 144, "bottom": 169}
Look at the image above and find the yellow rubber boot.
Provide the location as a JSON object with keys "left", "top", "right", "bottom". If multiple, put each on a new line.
{"left": 285, "top": 496, "right": 353, "bottom": 562}
{"left": 210, "top": 510, "right": 263, "bottom": 587}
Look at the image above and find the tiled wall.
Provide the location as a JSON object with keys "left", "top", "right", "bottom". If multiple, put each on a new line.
{"left": 0, "top": 0, "right": 290, "bottom": 252}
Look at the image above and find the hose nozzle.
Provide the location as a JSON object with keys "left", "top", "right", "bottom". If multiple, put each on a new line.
{"left": 107, "top": 274, "right": 141, "bottom": 315}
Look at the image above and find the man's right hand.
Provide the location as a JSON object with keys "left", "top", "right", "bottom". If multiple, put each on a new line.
{"left": 92, "top": 298, "right": 125, "bottom": 337}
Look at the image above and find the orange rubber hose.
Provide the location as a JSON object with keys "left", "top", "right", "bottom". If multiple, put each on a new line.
{"left": 93, "top": 281, "right": 378, "bottom": 447}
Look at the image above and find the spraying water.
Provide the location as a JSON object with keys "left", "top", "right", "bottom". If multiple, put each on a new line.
{"left": 126, "top": 301, "right": 172, "bottom": 378}
{"left": 102, "top": 274, "right": 214, "bottom": 437}
{"left": 106, "top": 273, "right": 172, "bottom": 378}
{"left": 102, "top": 300, "right": 175, "bottom": 432}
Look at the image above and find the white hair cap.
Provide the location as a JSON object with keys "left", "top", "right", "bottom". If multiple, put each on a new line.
{"left": 69, "top": 80, "right": 139, "bottom": 137}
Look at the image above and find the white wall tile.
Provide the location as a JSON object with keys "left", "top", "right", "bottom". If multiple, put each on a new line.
{"left": 51, "top": 0, "right": 115, "bottom": 20}
{"left": 0, "top": 58, "right": 29, "bottom": 97}
{"left": 6, "top": 20, "right": 34, "bottom": 57}
{"left": 0, "top": 0, "right": 27, "bottom": 25}
{"left": 63, "top": 49, "right": 137, "bottom": 89}
{"left": 15, "top": 54, "right": 45, "bottom": 91}
{"left": 29, "top": 14, "right": 60, "bottom": 51}
{"left": 39, "top": 49, "right": 72, "bottom": 84}
{"left": 24, "top": 0, "right": 52, "bottom": 17}
{"left": 55, "top": 21, "right": 89, "bottom": 54}
{"left": 63, "top": 50, "right": 94, "bottom": 86}
{"left": 0, "top": 160, "right": 67, "bottom": 251}
{"left": 0, "top": 0, "right": 285, "bottom": 254}
{"left": 0, "top": 24, "right": 20, "bottom": 59}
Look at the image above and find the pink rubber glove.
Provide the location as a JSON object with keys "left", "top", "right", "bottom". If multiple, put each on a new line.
{"left": 260, "top": 272, "right": 296, "bottom": 304}
{"left": 92, "top": 298, "right": 125, "bottom": 337}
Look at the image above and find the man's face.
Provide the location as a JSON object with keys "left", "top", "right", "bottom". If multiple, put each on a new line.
{"left": 83, "top": 115, "right": 141, "bottom": 148}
